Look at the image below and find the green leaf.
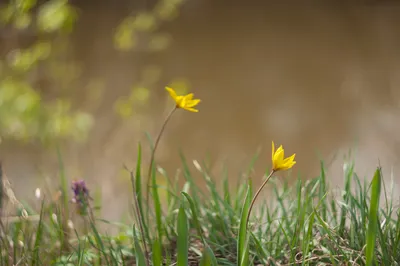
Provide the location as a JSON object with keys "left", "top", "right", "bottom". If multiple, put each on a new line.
{"left": 366, "top": 168, "right": 382, "bottom": 266}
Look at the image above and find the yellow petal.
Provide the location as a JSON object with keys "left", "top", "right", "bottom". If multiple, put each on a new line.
{"left": 273, "top": 156, "right": 283, "bottom": 170}
{"left": 274, "top": 146, "right": 284, "bottom": 162}
{"left": 165, "top": 87, "right": 177, "bottom": 100}
{"left": 184, "top": 107, "right": 199, "bottom": 112}
{"left": 282, "top": 154, "right": 296, "bottom": 170}
{"left": 186, "top": 99, "right": 201, "bottom": 108}
{"left": 185, "top": 107, "right": 199, "bottom": 113}
{"left": 277, "top": 145, "right": 284, "bottom": 158}
{"left": 283, "top": 154, "right": 296, "bottom": 164}
{"left": 271, "top": 142, "right": 296, "bottom": 171}
{"left": 272, "top": 141, "right": 275, "bottom": 160}
{"left": 184, "top": 93, "right": 194, "bottom": 101}
{"left": 272, "top": 161, "right": 278, "bottom": 170}
{"left": 284, "top": 162, "right": 296, "bottom": 170}
{"left": 175, "top": 95, "right": 184, "bottom": 107}
{"left": 179, "top": 96, "right": 187, "bottom": 108}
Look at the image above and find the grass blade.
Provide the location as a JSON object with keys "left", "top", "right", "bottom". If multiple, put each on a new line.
{"left": 182, "top": 192, "right": 218, "bottom": 265}
{"left": 89, "top": 218, "right": 109, "bottom": 265}
{"left": 129, "top": 164, "right": 150, "bottom": 265}
{"left": 238, "top": 183, "right": 252, "bottom": 266}
{"left": 200, "top": 243, "right": 218, "bottom": 266}
{"left": 179, "top": 150, "right": 202, "bottom": 200}
{"left": 181, "top": 192, "right": 203, "bottom": 240}
{"left": 133, "top": 227, "right": 147, "bottom": 266}
{"left": 56, "top": 146, "right": 70, "bottom": 251}
{"left": 31, "top": 199, "right": 45, "bottom": 266}
{"left": 135, "top": 143, "right": 143, "bottom": 208}
{"left": 319, "top": 161, "right": 327, "bottom": 221}
{"left": 152, "top": 238, "right": 162, "bottom": 266}
{"left": 135, "top": 143, "right": 149, "bottom": 241}
{"left": 151, "top": 163, "right": 164, "bottom": 244}
{"left": 339, "top": 161, "right": 354, "bottom": 236}
{"left": 199, "top": 251, "right": 211, "bottom": 266}
{"left": 366, "top": 167, "right": 382, "bottom": 266}
{"left": 302, "top": 212, "right": 316, "bottom": 266}
{"left": 177, "top": 200, "right": 189, "bottom": 266}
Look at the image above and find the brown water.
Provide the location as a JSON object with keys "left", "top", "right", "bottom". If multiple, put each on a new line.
{"left": 2, "top": 0, "right": 400, "bottom": 220}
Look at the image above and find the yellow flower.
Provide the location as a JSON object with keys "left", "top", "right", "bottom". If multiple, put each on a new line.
{"left": 271, "top": 141, "right": 296, "bottom": 171}
{"left": 165, "top": 87, "right": 201, "bottom": 112}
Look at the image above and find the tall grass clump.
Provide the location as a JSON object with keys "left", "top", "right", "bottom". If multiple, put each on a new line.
{"left": 0, "top": 86, "right": 399, "bottom": 265}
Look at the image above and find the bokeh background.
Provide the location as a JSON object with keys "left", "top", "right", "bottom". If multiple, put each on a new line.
{"left": 1, "top": 0, "right": 400, "bottom": 221}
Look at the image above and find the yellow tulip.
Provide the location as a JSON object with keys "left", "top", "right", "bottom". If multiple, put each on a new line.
{"left": 165, "top": 87, "right": 201, "bottom": 112}
{"left": 247, "top": 142, "right": 297, "bottom": 228}
{"left": 271, "top": 141, "right": 296, "bottom": 171}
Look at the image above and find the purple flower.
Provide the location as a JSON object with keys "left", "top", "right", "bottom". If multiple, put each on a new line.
{"left": 71, "top": 180, "right": 89, "bottom": 201}
{"left": 71, "top": 180, "right": 91, "bottom": 215}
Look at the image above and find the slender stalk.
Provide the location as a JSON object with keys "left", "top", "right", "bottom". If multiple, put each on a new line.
{"left": 145, "top": 107, "right": 177, "bottom": 208}
{"left": 130, "top": 170, "right": 150, "bottom": 266}
{"left": 246, "top": 170, "right": 275, "bottom": 228}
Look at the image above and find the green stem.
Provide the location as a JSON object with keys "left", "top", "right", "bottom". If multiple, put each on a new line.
{"left": 246, "top": 170, "right": 275, "bottom": 229}
{"left": 145, "top": 107, "right": 177, "bottom": 211}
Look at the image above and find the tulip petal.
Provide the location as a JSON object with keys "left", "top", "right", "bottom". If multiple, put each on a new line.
{"left": 165, "top": 87, "right": 178, "bottom": 100}
{"left": 175, "top": 96, "right": 184, "bottom": 106}
{"left": 186, "top": 99, "right": 201, "bottom": 108}
{"left": 272, "top": 141, "right": 275, "bottom": 160}
{"left": 275, "top": 146, "right": 284, "bottom": 162}
{"left": 271, "top": 142, "right": 296, "bottom": 171}
{"left": 185, "top": 93, "right": 194, "bottom": 101}
{"left": 184, "top": 107, "right": 199, "bottom": 112}
{"left": 283, "top": 154, "right": 296, "bottom": 164}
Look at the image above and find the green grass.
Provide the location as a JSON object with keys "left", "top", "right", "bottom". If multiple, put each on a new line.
{"left": 0, "top": 147, "right": 399, "bottom": 266}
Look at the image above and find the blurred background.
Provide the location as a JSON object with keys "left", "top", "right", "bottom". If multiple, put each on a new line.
{"left": 1, "top": 0, "right": 400, "bottom": 221}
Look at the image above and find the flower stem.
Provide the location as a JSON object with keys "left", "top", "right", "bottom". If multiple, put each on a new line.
{"left": 246, "top": 170, "right": 275, "bottom": 229}
{"left": 145, "top": 107, "right": 177, "bottom": 209}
